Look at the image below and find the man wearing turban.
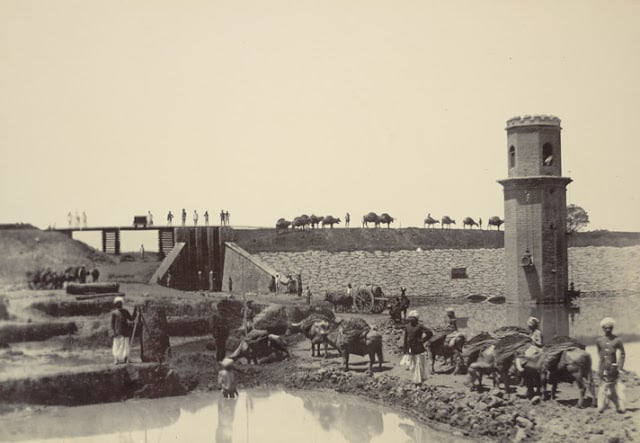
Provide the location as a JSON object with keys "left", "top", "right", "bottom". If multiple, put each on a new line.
{"left": 402, "top": 310, "right": 432, "bottom": 385}
{"left": 111, "top": 296, "right": 136, "bottom": 364}
{"left": 596, "top": 317, "right": 626, "bottom": 413}
{"left": 515, "top": 316, "right": 543, "bottom": 374}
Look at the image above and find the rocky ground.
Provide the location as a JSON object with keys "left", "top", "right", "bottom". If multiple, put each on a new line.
{"left": 1, "top": 285, "right": 639, "bottom": 442}
{"left": 1, "top": 281, "right": 638, "bottom": 442}
{"left": 169, "top": 307, "right": 640, "bottom": 443}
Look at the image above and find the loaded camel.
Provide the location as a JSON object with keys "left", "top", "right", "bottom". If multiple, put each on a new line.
{"left": 292, "top": 215, "right": 310, "bottom": 230}
{"left": 379, "top": 213, "right": 394, "bottom": 228}
{"left": 462, "top": 217, "right": 478, "bottom": 229}
{"left": 362, "top": 212, "right": 380, "bottom": 228}
{"left": 309, "top": 214, "right": 324, "bottom": 229}
{"left": 424, "top": 213, "right": 439, "bottom": 229}
{"left": 321, "top": 216, "right": 341, "bottom": 228}
{"left": 275, "top": 218, "right": 291, "bottom": 233}
{"left": 441, "top": 216, "right": 456, "bottom": 229}
{"left": 487, "top": 216, "right": 504, "bottom": 231}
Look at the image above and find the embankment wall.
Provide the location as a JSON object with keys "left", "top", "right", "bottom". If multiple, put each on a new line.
{"left": 255, "top": 245, "right": 640, "bottom": 300}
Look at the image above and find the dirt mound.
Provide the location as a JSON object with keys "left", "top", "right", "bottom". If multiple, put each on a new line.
{"left": 0, "top": 228, "right": 115, "bottom": 287}
{"left": 0, "top": 322, "right": 78, "bottom": 344}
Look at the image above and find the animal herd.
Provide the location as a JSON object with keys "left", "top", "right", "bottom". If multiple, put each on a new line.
{"left": 26, "top": 265, "right": 99, "bottom": 290}
{"left": 425, "top": 214, "right": 505, "bottom": 230}
{"left": 276, "top": 214, "right": 342, "bottom": 232}
{"left": 230, "top": 299, "right": 597, "bottom": 410}
{"left": 275, "top": 213, "right": 505, "bottom": 231}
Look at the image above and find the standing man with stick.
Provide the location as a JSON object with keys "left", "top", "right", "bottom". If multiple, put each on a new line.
{"left": 111, "top": 296, "right": 135, "bottom": 364}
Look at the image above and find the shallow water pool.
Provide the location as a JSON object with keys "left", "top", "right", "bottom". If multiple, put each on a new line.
{"left": 0, "top": 389, "right": 471, "bottom": 443}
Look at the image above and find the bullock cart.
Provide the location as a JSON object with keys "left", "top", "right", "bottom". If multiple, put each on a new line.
{"left": 354, "top": 285, "right": 389, "bottom": 314}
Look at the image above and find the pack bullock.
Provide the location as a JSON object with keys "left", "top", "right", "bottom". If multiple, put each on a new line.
{"left": 336, "top": 319, "right": 384, "bottom": 372}
{"left": 287, "top": 317, "right": 341, "bottom": 358}
{"left": 324, "top": 291, "right": 353, "bottom": 313}
{"left": 513, "top": 340, "right": 597, "bottom": 407}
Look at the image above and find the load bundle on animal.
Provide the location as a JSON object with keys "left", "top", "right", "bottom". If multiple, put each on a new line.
{"left": 466, "top": 326, "right": 532, "bottom": 391}
{"left": 493, "top": 333, "right": 531, "bottom": 372}
{"left": 336, "top": 318, "right": 383, "bottom": 371}
{"left": 542, "top": 335, "right": 586, "bottom": 370}
{"left": 292, "top": 312, "right": 336, "bottom": 336}
{"left": 253, "top": 304, "right": 289, "bottom": 334}
{"left": 465, "top": 327, "right": 528, "bottom": 366}
{"left": 229, "top": 329, "right": 289, "bottom": 364}
{"left": 462, "top": 331, "right": 495, "bottom": 367}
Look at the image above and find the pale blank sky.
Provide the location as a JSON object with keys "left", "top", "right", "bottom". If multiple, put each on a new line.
{"left": 1, "top": 0, "right": 639, "bottom": 231}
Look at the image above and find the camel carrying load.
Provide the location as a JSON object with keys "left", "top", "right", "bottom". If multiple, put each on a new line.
{"left": 487, "top": 216, "right": 504, "bottom": 230}
{"left": 441, "top": 216, "right": 456, "bottom": 229}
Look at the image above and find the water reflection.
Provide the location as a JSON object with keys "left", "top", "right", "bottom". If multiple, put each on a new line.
{"left": 216, "top": 396, "right": 237, "bottom": 443}
{"left": 0, "top": 389, "right": 472, "bottom": 443}
{"left": 302, "top": 393, "right": 383, "bottom": 443}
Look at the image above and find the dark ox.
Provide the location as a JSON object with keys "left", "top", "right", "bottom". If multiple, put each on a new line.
{"left": 337, "top": 328, "right": 384, "bottom": 373}
{"left": 324, "top": 291, "right": 353, "bottom": 313}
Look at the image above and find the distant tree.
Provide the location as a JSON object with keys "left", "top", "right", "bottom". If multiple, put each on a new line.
{"left": 566, "top": 204, "right": 590, "bottom": 233}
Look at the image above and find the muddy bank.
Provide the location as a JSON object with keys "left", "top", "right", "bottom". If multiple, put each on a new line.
{"left": 31, "top": 299, "right": 115, "bottom": 317}
{"left": 170, "top": 347, "right": 639, "bottom": 443}
{"left": 0, "top": 363, "right": 184, "bottom": 406}
{"left": 166, "top": 312, "right": 640, "bottom": 443}
{"left": 0, "top": 322, "right": 77, "bottom": 344}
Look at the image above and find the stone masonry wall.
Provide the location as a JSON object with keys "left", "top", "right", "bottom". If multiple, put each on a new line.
{"left": 256, "top": 246, "right": 640, "bottom": 301}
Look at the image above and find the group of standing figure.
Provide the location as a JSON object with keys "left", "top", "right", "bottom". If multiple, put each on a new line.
{"left": 67, "top": 211, "right": 88, "bottom": 229}
{"left": 165, "top": 209, "right": 230, "bottom": 227}
{"left": 402, "top": 308, "right": 627, "bottom": 414}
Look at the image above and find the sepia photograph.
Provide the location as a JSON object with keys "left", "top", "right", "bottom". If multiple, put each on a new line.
{"left": 1, "top": 1, "right": 639, "bottom": 442}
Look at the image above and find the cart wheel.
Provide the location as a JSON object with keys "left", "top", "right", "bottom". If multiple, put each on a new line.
{"left": 355, "top": 289, "right": 374, "bottom": 313}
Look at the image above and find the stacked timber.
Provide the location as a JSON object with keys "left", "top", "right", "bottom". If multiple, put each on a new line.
{"left": 66, "top": 282, "right": 120, "bottom": 295}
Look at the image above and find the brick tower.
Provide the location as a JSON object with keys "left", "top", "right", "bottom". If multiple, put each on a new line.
{"left": 498, "top": 115, "right": 572, "bottom": 338}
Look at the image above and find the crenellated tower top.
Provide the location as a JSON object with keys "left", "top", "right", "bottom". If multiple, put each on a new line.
{"left": 506, "top": 115, "right": 561, "bottom": 129}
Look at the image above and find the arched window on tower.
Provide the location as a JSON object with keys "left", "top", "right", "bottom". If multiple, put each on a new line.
{"left": 509, "top": 146, "right": 515, "bottom": 168}
{"left": 542, "top": 143, "right": 553, "bottom": 166}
